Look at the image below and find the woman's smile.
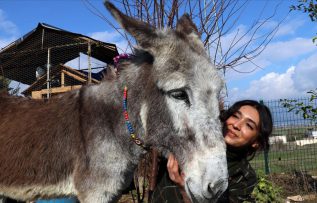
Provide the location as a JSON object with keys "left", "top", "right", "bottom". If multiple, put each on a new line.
{"left": 226, "top": 129, "right": 239, "bottom": 138}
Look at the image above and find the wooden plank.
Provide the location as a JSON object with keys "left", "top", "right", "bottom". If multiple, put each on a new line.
{"left": 62, "top": 70, "right": 100, "bottom": 84}
{"left": 62, "top": 70, "right": 87, "bottom": 83}
{"left": 31, "top": 85, "right": 82, "bottom": 99}
{"left": 61, "top": 71, "right": 65, "bottom": 87}
{"left": 31, "top": 91, "right": 43, "bottom": 99}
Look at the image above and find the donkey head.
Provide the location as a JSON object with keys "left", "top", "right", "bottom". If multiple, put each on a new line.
{"left": 105, "top": 2, "right": 228, "bottom": 202}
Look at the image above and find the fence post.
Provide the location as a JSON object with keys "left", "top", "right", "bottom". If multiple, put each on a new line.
{"left": 46, "top": 48, "right": 51, "bottom": 99}
{"left": 260, "top": 100, "right": 270, "bottom": 174}
{"left": 264, "top": 150, "right": 270, "bottom": 174}
{"left": 87, "top": 42, "right": 91, "bottom": 84}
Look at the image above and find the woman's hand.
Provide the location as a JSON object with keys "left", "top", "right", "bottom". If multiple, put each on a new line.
{"left": 167, "top": 154, "right": 192, "bottom": 203}
{"left": 167, "top": 154, "right": 185, "bottom": 187}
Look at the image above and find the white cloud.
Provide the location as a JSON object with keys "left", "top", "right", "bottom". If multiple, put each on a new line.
{"left": 247, "top": 66, "right": 298, "bottom": 99}
{"left": 0, "top": 9, "right": 18, "bottom": 36}
{"left": 216, "top": 24, "right": 249, "bottom": 53}
{"left": 228, "top": 66, "right": 298, "bottom": 101}
{"left": 224, "top": 36, "right": 316, "bottom": 83}
{"left": 217, "top": 14, "right": 315, "bottom": 75}
{"left": 228, "top": 53, "right": 317, "bottom": 102}
{"left": 0, "top": 9, "right": 18, "bottom": 49}
{"left": 213, "top": 15, "right": 305, "bottom": 67}
{"left": 266, "top": 18, "right": 306, "bottom": 37}
{"left": 89, "top": 30, "right": 121, "bottom": 42}
{"left": 294, "top": 53, "right": 317, "bottom": 91}
{"left": 65, "top": 53, "right": 106, "bottom": 71}
{"left": 0, "top": 10, "right": 17, "bottom": 35}
{"left": 0, "top": 37, "right": 15, "bottom": 49}
{"left": 89, "top": 30, "right": 130, "bottom": 53}
{"left": 260, "top": 37, "right": 316, "bottom": 61}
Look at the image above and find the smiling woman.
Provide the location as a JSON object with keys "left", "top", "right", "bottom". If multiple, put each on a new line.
{"left": 152, "top": 100, "right": 273, "bottom": 203}
{"left": 224, "top": 105, "right": 261, "bottom": 148}
{"left": 222, "top": 100, "right": 272, "bottom": 159}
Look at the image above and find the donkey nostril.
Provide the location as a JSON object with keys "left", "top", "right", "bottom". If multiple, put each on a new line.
{"left": 208, "top": 180, "right": 226, "bottom": 199}
{"left": 202, "top": 184, "right": 213, "bottom": 199}
{"left": 207, "top": 183, "right": 213, "bottom": 194}
{"left": 213, "top": 180, "right": 225, "bottom": 189}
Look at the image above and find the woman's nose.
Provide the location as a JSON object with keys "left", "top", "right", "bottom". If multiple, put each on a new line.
{"left": 233, "top": 120, "right": 242, "bottom": 130}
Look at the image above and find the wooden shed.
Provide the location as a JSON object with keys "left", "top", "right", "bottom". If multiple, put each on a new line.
{"left": 0, "top": 22, "right": 119, "bottom": 98}
{"left": 22, "top": 64, "right": 102, "bottom": 99}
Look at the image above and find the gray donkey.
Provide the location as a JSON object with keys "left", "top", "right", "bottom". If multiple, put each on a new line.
{"left": 0, "top": 2, "right": 227, "bottom": 203}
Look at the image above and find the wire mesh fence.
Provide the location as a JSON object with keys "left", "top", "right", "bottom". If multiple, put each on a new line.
{"left": 251, "top": 99, "right": 317, "bottom": 175}
{"left": 0, "top": 23, "right": 118, "bottom": 98}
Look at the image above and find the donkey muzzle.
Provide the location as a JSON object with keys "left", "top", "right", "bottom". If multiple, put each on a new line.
{"left": 206, "top": 179, "right": 228, "bottom": 199}
{"left": 184, "top": 150, "right": 228, "bottom": 202}
{"left": 186, "top": 177, "right": 228, "bottom": 202}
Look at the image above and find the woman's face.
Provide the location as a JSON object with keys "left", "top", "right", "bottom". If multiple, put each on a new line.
{"left": 224, "top": 105, "right": 260, "bottom": 148}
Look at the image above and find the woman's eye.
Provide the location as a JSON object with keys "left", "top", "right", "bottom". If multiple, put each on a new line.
{"left": 168, "top": 90, "right": 190, "bottom": 106}
{"left": 247, "top": 123, "right": 254, "bottom": 130}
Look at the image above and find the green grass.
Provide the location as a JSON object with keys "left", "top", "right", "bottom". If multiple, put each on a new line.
{"left": 251, "top": 143, "right": 317, "bottom": 174}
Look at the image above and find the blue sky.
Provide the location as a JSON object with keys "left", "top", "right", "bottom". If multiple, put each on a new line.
{"left": 0, "top": 0, "right": 316, "bottom": 102}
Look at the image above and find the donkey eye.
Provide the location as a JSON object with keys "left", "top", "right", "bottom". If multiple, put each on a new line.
{"left": 167, "top": 89, "right": 190, "bottom": 106}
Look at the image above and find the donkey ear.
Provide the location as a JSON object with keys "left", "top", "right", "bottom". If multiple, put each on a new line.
{"left": 104, "top": 1, "right": 157, "bottom": 48}
{"left": 176, "top": 14, "right": 200, "bottom": 37}
{"left": 176, "top": 14, "right": 206, "bottom": 55}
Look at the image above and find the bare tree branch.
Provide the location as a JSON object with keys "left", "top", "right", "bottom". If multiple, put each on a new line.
{"left": 89, "top": 0, "right": 287, "bottom": 74}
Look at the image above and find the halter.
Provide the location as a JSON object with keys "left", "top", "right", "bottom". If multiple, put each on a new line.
{"left": 123, "top": 86, "right": 148, "bottom": 150}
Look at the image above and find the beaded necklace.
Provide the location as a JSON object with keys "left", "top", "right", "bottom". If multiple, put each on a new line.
{"left": 115, "top": 54, "right": 148, "bottom": 150}
{"left": 123, "top": 86, "right": 148, "bottom": 149}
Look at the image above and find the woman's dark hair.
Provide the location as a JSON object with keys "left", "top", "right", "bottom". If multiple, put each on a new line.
{"left": 220, "top": 100, "right": 273, "bottom": 158}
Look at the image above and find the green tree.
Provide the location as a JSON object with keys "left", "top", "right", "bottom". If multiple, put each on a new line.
{"left": 282, "top": 1, "right": 317, "bottom": 124}
{"left": 0, "top": 76, "right": 20, "bottom": 95}
{"left": 291, "top": 0, "right": 317, "bottom": 21}
{"left": 0, "top": 76, "right": 10, "bottom": 92}
{"left": 290, "top": 0, "right": 317, "bottom": 44}
{"left": 280, "top": 89, "right": 317, "bottom": 125}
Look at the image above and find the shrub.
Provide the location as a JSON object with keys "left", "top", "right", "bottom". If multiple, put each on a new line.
{"left": 245, "top": 171, "right": 283, "bottom": 203}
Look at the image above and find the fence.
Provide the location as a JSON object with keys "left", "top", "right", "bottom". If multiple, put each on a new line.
{"left": 251, "top": 98, "right": 317, "bottom": 175}
{"left": 0, "top": 23, "right": 118, "bottom": 98}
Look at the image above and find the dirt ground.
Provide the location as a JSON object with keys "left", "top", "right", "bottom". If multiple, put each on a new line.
{"left": 268, "top": 172, "right": 317, "bottom": 202}
{"left": 118, "top": 171, "right": 317, "bottom": 203}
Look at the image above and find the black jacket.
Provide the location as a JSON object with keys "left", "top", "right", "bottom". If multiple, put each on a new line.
{"left": 151, "top": 148, "right": 257, "bottom": 203}
{"left": 217, "top": 147, "right": 257, "bottom": 202}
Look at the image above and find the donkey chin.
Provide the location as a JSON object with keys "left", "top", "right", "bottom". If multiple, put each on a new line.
{"left": 182, "top": 148, "right": 228, "bottom": 202}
